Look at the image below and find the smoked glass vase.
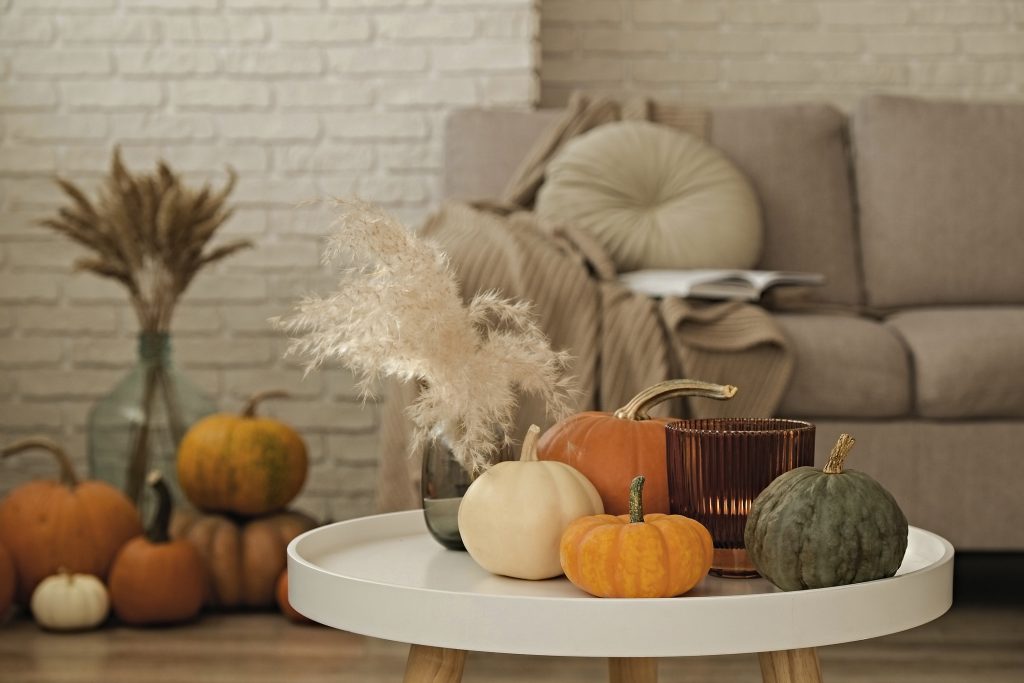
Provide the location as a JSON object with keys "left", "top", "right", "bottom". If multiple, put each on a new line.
{"left": 421, "top": 438, "right": 512, "bottom": 550}
{"left": 87, "top": 332, "right": 216, "bottom": 508}
{"left": 666, "top": 418, "right": 815, "bottom": 577}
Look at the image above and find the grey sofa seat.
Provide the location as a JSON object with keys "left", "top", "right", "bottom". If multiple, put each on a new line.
{"left": 887, "top": 308, "right": 1024, "bottom": 419}
{"left": 775, "top": 314, "right": 911, "bottom": 418}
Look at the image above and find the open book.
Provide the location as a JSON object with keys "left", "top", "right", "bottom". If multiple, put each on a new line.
{"left": 619, "top": 269, "right": 825, "bottom": 302}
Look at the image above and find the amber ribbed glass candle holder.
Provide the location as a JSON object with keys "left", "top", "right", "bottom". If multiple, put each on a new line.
{"left": 666, "top": 418, "right": 815, "bottom": 578}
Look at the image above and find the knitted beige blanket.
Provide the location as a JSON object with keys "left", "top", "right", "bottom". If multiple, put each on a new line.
{"left": 376, "top": 94, "right": 794, "bottom": 512}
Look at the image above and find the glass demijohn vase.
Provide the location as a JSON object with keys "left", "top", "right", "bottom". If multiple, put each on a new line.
{"left": 87, "top": 332, "right": 216, "bottom": 507}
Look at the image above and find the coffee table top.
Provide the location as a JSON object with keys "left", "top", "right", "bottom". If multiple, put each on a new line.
{"left": 287, "top": 511, "right": 953, "bottom": 658}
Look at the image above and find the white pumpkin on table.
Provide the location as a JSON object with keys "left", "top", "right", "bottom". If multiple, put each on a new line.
{"left": 457, "top": 424, "right": 604, "bottom": 580}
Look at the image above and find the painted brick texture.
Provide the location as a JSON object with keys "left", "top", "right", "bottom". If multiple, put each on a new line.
{"left": 541, "top": 0, "right": 1024, "bottom": 108}
{"left": 0, "top": 0, "right": 539, "bottom": 522}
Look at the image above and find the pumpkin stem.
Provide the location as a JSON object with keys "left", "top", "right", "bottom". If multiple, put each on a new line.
{"left": 823, "top": 434, "right": 856, "bottom": 474}
{"left": 519, "top": 424, "right": 541, "bottom": 462}
{"left": 241, "top": 389, "right": 290, "bottom": 418}
{"left": 1, "top": 437, "right": 81, "bottom": 487}
{"left": 613, "top": 379, "right": 737, "bottom": 421}
{"left": 145, "top": 470, "right": 174, "bottom": 544}
{"left": 628, "top": 476, "right": 646, "bottom": 524}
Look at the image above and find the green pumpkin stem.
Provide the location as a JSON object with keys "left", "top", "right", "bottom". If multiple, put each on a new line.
{"left": 145, "top": 470, "right": 174, "bottom": 544}
{"left": 628, "top": 475, "right": 646, "bottom": 524}
{"left": 823, "top": 434, "right": 856, "bottom": 474}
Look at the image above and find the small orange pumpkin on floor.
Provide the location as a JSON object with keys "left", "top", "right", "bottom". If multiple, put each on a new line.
{"left": 276, "top": 570, "right": 311, "bottom": 624}
{"left": 0, "top": 438, "right": 142, "bottom": 602}
{"left": 108, "top": 472, "right": 205, "bottom": 626}
{"left": 560, "top": 475, "right": 713, "bottom": 598}
{"left": 177, "top": 390, "right": 308, "bottom": 518}
{"left": 538, "top": 380, "right": 736, "bottom": 515}
{"left": 0, "top": 541, "right": 15, "bottom": 618}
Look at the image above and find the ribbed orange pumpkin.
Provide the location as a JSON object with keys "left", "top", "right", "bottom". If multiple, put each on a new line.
{"left": 538, "top": 380, "right": 736, "bottom": 515}
{"left": 0, "top": 438, "right": 142, "bottom": 602}
{"left": 0, "top": 541, "right": 15, "bottom": 618}
{"left": 560, "top": 476, "right": 713, "bottom": 598}
{"left": 108, "top": 472, "right": 205, "bottom": 626}
{"left": 170, "top": 508, "right": 316, "bottom": 608}
{"left": 177, "top": 390, "right": 308, "bottom": 517}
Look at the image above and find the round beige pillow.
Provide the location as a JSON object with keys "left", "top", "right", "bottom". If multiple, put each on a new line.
{"left": 535, "top": 121, "right": 763, "bottom": 272}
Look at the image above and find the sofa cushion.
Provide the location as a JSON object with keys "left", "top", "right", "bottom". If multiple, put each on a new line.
{"left": 775, "top": 313, "right": 911, "bottom": 418}
{"left": 854, "top": 95, "right": 1024, "bottom": 308}
{"left": 886, "top": 308, "right": 1024, "bottom": 418}
{"left": 536, "top": 121, "right": 763, "bottom": 272}
{"left": 710, "top": 104, "right": 862, "bottom": 306}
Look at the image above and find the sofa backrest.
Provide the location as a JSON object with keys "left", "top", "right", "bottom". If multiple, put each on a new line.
{"left": 444, "top": 103, "right": 864, "bottom": 306}
{"left": 853, "top": 95, "right": 1024, "bottom": 308}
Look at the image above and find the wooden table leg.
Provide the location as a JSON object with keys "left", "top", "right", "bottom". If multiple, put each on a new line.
{"left": 758, "top": 648, "right": 823, "bottom": 683}
{"left": 403, "top": 644, "right": 467, "bottom": 683}
{"left": 608, "top": 657, "right": 658, "bottom": 683}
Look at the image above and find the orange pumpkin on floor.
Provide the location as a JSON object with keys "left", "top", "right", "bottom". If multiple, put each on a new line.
{"left": 0, "top": 541, "right": 15, "bottom": 618}
{"left": 177, "top": 390, "right": 308, "bottom": 517}
{"left": 537, "top": 379, "right": 737, "bottom": 515}
{"left": 108, "top": 472, "right": 205, "bottom": 626}
{"left": 560, "top": 476, "right": 713, "bottom": 598}
{"left": 276, "top": 570, "right": 311, "bottom": 624}
{"left": 170, "top": 509, "right": 316, "bottom": 609}
{"left": 0, "top": 438, "right": 142, "bottom": 602}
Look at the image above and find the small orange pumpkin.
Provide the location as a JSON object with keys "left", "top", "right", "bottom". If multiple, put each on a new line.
{"left": 538, "top": 380, "right": 736, "bottom": 515}
{"left": 560, "top": 475, "right": 713, "bottom": 598}
{"left": 0, "top": 438, "right": 143, "bottom": 602}
{"left": 108, "top": 472, "right": 205, "bottom": 626}
{"left": 276, "top": 570, "right": 311, "bottom": 624}
{"left": 177, "top": 390, "right": 308, "bottom": 517}
{"left": 0, "top": 541, "right": 15, "bottom": 619}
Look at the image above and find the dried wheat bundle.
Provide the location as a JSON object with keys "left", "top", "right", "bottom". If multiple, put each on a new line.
{"left": 277, "top": 199, "right": 574, "bottom": 473}
{"left": 40, "top": 148, "right": 250, "bottom": 332}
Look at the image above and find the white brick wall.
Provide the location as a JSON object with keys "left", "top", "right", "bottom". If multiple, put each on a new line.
{"left": 0, "top": 0, "right": 540, "bottom": 521}
{"left": 541, "top": 0, "right": 1024, "bottom": 108}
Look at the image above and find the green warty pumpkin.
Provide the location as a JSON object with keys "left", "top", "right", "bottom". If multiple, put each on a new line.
{"left": 744, "top": 434, "right": 908, "bottom": 591}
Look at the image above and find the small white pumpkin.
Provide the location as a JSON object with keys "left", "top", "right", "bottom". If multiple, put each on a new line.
{"left": 458, "top": 424, "right": 604, "bottom": 580}
{"left": 31, "top": 570, "right": 109, "bottom": 632}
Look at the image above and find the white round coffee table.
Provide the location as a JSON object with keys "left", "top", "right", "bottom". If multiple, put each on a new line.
{"left": 287, "top": 511, "right": 953, "bottom": 683}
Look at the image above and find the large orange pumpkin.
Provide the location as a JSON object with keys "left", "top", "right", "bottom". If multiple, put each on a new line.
{"left": 170, "top": 508, "right": 316, "bottom": 608}
{"left": 537, "top": 380, "right": 736, "bottom": 515}
{"left": 0, "top": 541, "right": 15, "bottom": 619}
{"left": 560, "top": 476, "right": 713, "bottom": 598}
{"left": 177, "top": 390, "right": 308, "bottom": 517}
{"left": 109, "top": 471, "right": 205, "bottom": 625}
{"left": 0, "top": 438, "right": 143, "bottom": 602}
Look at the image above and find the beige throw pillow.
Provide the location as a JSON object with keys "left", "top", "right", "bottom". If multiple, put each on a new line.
{"left": 536, "top": 121, "right": 763, "bottom": 272}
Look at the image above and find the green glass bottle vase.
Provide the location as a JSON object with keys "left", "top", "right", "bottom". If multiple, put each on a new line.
{"left": 87, "top": 332, "right": 216, "bottom": 507}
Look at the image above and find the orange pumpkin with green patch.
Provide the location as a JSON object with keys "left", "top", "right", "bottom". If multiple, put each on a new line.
{"left": 176, "top": 390, "right": 308, "bottom": 517}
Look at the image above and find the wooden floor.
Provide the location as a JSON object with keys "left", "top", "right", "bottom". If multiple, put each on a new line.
{"left": 1, "top": 600, "right": 1021, "bottom": 683}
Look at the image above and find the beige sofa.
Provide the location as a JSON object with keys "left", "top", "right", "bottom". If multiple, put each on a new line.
{"left": 441, "top": 95, "right": 1024, "bottom": 551}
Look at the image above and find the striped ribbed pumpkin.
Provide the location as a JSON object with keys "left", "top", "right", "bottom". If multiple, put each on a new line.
{"left": 560, "top": 476, "right": 713, "bottom": 598}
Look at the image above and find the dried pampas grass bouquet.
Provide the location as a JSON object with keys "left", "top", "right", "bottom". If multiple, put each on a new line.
{"left": 277, "top": 200, "right": 574, "bottom": 473}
